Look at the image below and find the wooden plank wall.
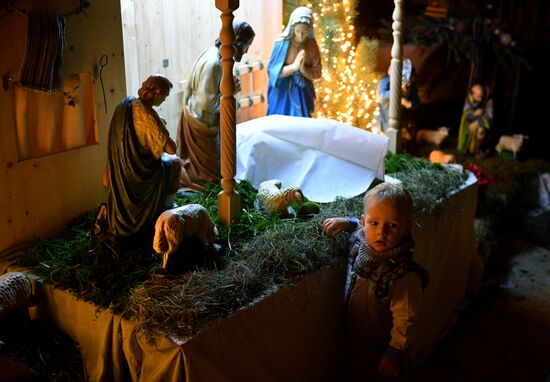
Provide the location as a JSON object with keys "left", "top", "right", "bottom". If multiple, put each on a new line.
{"left": 121, "top": 0, "right": 282, "bottom": 137}
{"left": 0, "top": 0, "right": 127, "bottom": 253}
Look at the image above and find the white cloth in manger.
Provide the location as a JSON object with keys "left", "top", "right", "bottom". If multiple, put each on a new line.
{"left": 236, "top": 115, "right": 389, "bottom": 202}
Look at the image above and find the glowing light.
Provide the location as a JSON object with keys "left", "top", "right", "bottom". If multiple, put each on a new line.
{"left": 305, "top": 0, "right": 379, "bottom": 131}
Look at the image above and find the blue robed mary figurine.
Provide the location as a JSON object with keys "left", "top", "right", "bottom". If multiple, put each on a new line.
{"left": 267, "top": 6, "right": 322, "bottom": 117}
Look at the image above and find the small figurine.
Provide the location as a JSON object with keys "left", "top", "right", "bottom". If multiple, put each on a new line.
{"left": 177, "top": 20, "right": 256, "bottom": 191}
{"left": 257, "top": 179, "right": 304, "bottom": 215}
{"left": 495, "top": 134, "right": 528, "bottom": 159}
{"left": 457, "top": 84, "right": 493, "bottom": 156}
{"left": 377, "top": 58, "right": 420, "bottom": 133}
{"left": 96, "top": 74, "right": 182, "bottom": 239}
{"left": 0, "top": 272, "right": 34, "bottom": 350}
{"left": 153, "top": 204, "right": 218, "bottom": 270}
{"left": 266, "top": 6, "right": 322, "bottom": 117}
{"left": 416, "top": 127, "right": 450, "bottom": 147}
{"left": 0, "top": 272, "right": 33, "bottom": 320}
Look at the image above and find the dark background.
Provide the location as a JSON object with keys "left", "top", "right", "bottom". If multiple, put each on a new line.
{"left": 354, "top": 0, "right": 550, "bottom": 160}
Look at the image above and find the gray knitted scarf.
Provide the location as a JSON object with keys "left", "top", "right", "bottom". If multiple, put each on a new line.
{"left": 349, "top": 229, "right": 429, "bottom": 305}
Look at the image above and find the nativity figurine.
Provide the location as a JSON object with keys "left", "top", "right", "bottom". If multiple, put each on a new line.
{"left": 377, "top": 58, "right": 420, "bottom": 133}
{"left": 153, "top": 204, "right": 218, "bottom": 271}
{"left": 457, "top": 84, "right": 493, "bottom": 156}
{"left": 95, "top": 74, "right": 182, "bottom": 240}
{"left": 266, "top": 6, "right": 322, "bottom": 117}
{"left": 177, "top": 20, "right": 255, "bottom": 191}
{"left": 257, "top": 179, "right": 304, "bottom": 215}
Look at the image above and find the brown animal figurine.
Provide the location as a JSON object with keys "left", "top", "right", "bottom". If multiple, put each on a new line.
{"left": 153, "top": 204, "right": 218, "bottom": 270}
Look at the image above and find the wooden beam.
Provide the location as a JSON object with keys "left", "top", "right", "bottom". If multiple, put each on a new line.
{"left": 388, "top": 0, "right": 404, "bottom": 154}
{"left": 216, "top": 0, "right": 240, "bottom": 225}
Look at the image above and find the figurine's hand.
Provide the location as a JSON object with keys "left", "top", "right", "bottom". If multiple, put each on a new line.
{"left": 401, "top": 98, "right": 412, "bottom": 108}
{"left": 234, "top": 76, "right": 242, "bottom": 94}
{"left": 293, "top": 50, "right": 305, "bottom": 72}
{"left": 377, "top": 354, "right": 401, "bottom": 379}
{"left": 474, "top": 108, "right": 483, "bottom": 117}
{"left": 322, "top": 218, "right": 349, "bottom": 237}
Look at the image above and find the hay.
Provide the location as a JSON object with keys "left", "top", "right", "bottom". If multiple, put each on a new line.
{"left": 385, "top": 152, "right": 468, "bottom": 213}
{"left": 16, "top": 214, "right": 156, "bottom": 314}
{"left": 129, "top": 202, "right": 353, "bottom": 339}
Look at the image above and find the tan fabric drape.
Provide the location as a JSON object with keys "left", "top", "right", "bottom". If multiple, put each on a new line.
{"left": 13, "top": 73, "right": 98, "bottom": 161}
{"left": 36, "top": 285, "right": 185, "bottom": 382}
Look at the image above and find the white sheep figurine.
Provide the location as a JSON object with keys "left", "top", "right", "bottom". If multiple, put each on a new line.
{"left": 429, "top": 150, "right": 456, "bottom": 164}
{"left": 0, "top": 272, "right": 33, "bottom": 319}
{"left": 495, "top": 134, "right": 528, "bottom": 159}
{"left": 416, "top": 127, "right": 450, "bottom": 147}
{"left": 257, "top": 179, "right": 304, "bottom": 215}
{"left": 153, "top": 204, "right": 218, "bottom": 270}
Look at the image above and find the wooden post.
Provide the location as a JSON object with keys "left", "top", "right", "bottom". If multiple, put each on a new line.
{"left": 216, "top": 0, "right": 240, "bottom": 225}
{"left": 388, "top": 0, "right": 404, "bottom": 154}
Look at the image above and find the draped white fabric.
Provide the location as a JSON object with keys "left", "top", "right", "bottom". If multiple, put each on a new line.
{"left": 236, "top": 115, "right": 388, "bottom": 202}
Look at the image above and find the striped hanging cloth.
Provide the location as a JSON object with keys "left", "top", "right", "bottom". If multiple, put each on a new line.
{"left": 20, "top": 11, "right": 66, "bottom": 94}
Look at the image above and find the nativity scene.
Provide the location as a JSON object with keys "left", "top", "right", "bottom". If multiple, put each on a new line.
{"left": 1, "top": 0, "right": 549, "bottom": 381}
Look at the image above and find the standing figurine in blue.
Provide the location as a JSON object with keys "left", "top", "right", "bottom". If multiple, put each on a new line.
{"left": 377, "top": 58, "right": 420, "bottom": 133}
{"left": 267, "top": 6, "right": 322, "bottom": 117}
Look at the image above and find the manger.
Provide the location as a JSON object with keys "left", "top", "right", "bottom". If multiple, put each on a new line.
{"left": 2, "top": 115, "right": 477, "bottom": 380}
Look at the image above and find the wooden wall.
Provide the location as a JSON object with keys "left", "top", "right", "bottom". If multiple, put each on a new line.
{"left": 121, "top": 0, "right": 282, "bottom": 137}
{"left": 0, "top": 0, "right": 127, "bottom": 252}
{"left": 0, "top": 1, "right": 282, "bottom": 253}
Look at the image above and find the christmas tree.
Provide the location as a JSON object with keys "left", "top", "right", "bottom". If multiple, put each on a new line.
{"left": 283, "top": 0, "right": 380, "bottom": 131}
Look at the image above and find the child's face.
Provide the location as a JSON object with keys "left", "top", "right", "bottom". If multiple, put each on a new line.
{"left": 361, "top": 199, "right": 411, "bottom": 253}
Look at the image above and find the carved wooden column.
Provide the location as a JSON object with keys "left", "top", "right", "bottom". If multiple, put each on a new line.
{"left": 388, "top": 0, "right": 404, "bottom": 153}
{"left": 216, "top": 0, "right": 240, "bottom": 225}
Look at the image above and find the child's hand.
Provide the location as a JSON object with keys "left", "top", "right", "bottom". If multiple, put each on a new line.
{"left": 377, "top": 354, "right": 401, "bottom": 379}
{"left": 322, "top": 218, "right": 348, "bottom": 237}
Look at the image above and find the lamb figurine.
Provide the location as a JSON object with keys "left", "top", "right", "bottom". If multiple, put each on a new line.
{"left": 0, "top": 272, "right": 33, "bottom": 320}
{"left": 495, "top": 134, "right": 528, "bottom": 159}
{"left": 416, "top": 127, "right": 450, "bottom": 147}
{"left": 153, "top": 204, "right": 218, "bottom": 270}
{"left": 257, "top": 179, "right": 304, "bottom": 215}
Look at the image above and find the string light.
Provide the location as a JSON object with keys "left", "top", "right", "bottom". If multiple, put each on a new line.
{"left": 306, "top": 0, "right": 379, "bottom": 131}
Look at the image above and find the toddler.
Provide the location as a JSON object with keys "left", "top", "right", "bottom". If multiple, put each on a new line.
{"left": 323, "top": 183, "right": 429, "bottom": 380}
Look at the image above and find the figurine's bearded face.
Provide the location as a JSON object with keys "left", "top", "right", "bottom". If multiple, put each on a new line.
{"left": 234, "top": 38, "right": 253, "bottom": 62}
